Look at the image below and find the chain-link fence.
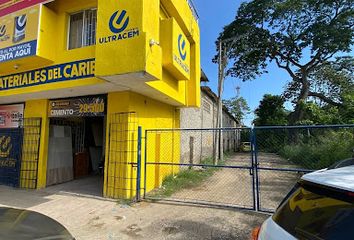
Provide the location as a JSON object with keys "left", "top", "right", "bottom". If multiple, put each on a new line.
{"left": 142, "top": 125, "right": 354, "bottom": 212}
{"left": 144, "top": 128, "right": 256, "bottom": 209}
{"left": 254, "top": 125, "right": 354, "bottom": 212}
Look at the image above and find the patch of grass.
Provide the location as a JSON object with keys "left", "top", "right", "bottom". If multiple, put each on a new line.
{"left": 279, "top": 130, "right": 354, "bottom": 169}
{"left": 117, "top": 198, "right": 134, "bottom": 206}
{"left": 148, "top": 153, "right": 231, "bottom": 198}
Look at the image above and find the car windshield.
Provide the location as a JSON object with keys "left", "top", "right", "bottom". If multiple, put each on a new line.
{"left": 272, "top": 181, "right": 354, "bottom": 240}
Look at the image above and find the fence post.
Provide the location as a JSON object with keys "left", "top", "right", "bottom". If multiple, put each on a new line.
{"left": 189, "top": 136, "right": 194, "bottom": 169}
{"left": 136, "top": 126, "right": 142, "bottom": 202}
{"left": 143, "top": 130, "right": 148, "bottom": 198}
{"left": 252, "top": 127, "right": 260, "bottom": 212}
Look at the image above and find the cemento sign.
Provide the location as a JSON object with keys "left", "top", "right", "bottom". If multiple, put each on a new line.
{"left": 0, "top": 59, "right": 95, "bottom": 91}
{"left": 0, "top": 4, "right": 40, "bottom": 63}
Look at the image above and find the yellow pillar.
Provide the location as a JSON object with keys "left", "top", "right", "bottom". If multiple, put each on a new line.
{"left": 24, "top": 99, "right": 49, "bottom": 189}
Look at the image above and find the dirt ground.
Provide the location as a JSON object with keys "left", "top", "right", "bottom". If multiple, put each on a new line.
{"left": 0, "top": 185, "right": 268, "bottom": 240}
{"left": 162, "top": 153, "right": 301, "bottom": 211}
{"left": 171, "top": 153, "right": 254, "bottom": 209}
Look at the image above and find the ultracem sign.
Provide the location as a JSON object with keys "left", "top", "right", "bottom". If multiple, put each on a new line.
{"left": 99, "top": 9, "right": 139, "bottom": 44}
{"left": 0, "top": 5, "right": 40, "bottom": 63}
{"left": 174, "top": 33, "right": 190, "bottom": 75}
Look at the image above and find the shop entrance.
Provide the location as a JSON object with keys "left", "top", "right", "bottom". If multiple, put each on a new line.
{"left": 46, "top": 96, "right": 106, "bottom": 197}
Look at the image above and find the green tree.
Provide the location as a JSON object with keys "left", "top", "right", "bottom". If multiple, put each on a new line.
{"left": 254, "top": 94, "right": 288, "bottom": 126}
{"left": 216, "top": 0, "right": 354, "bottom": 124}
{"left": 223, "top": 96, "right": 250, "bottom": 122}
{"left": 288, "top": 57, "right": 354, "bottom": 124}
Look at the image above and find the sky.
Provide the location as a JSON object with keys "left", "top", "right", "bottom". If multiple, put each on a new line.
{"left": 193, "top": 0, "right": 293, "bottom": 126}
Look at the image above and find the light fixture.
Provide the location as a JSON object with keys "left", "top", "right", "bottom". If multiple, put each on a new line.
{"left": 149, "top": 39, "right": 160, "bottom": 47}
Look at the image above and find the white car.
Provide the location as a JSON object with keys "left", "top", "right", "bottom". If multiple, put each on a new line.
{"left": 252, "top": 164, "right": 354, "bottom": 240}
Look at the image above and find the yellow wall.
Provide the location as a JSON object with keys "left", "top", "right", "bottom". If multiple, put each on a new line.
{"left": 23, "top": 99, "right": 49, "bottom": 189}
{"left": 0, "top": 0, "right": 200, "bottom": 107}
{"left": 104, "top": 91, "right": 180, "bottom": 199}
{"left": 0, "top": 0, "right": 101, "bottom": 96}
{"left": 0, "top": 0, "right": 200, "bottom": 197}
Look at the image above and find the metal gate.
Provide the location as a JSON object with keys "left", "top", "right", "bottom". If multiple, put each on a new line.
{"left": 143, "top": 128, "right": 256, "bottom": 210}
{"left": 20, "top": 118, "right": 42, "bottom": 189}
{"left": 0, "top": 118, "right": 41, "bottom": 189}
{"left": 105, "top": 112, "right": 140, "bottom": 199}
{"left": 254, "top": 125, "right": 354, "bottom": 212}
{"left": 141, "top": 125, "right": 354, "bottom": 212}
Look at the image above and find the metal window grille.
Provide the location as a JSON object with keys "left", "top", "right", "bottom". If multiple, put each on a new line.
{"left": 68, "top": 9, "right": 97, "bottom": 50}
{"left": 20, "top": 118, "right": 42, "bottom": 189}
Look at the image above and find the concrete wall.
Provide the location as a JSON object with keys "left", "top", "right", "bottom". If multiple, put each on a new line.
{"left": 180, "top": 90, "right": 239, "bottom": 164}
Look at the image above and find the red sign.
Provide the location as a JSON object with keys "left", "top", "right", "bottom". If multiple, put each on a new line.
{"left": 0, "top": 0, "right": 49, "bottom": 17}
{"left": 0, "top": 104, "right": 24, "bottom": 128}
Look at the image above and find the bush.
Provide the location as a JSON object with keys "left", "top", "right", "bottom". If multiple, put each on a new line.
{"left": 279, "top": 130, "right": 354, "bottom": 169}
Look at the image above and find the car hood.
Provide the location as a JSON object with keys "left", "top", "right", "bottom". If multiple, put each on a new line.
{"left": 0, "top": 207, "right": 74, "bottom": 240}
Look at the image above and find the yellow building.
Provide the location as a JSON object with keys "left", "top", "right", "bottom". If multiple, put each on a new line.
{"left": 0, "top": 0, "right": 200, "bottom": 199}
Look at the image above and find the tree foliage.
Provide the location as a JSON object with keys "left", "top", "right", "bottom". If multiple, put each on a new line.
{"left": 287, "top": 56, "right": 354, "bottom": 124}
{"left": 223, "top": 96, "right": 250, "bottom": 122}
{"left": 254, "top": 94, "right": 289, "bottom": 126}
{"left": 217, "top": 0, "right": 354, "bottom": 124}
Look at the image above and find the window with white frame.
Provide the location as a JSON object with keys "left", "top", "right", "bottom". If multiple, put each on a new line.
{"left": 68, "top": 9, "right": 97, "bottom": 50}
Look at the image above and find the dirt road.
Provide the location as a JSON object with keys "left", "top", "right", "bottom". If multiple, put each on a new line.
{"left": 163, "top": 153, "right": 301, "bottom": 211}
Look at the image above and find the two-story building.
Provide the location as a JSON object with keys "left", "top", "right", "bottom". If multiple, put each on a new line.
{"left": 0, "top": 0, "right": 200, "bottom": 199}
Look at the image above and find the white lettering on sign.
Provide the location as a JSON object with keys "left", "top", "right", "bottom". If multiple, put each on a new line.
{"left": 50, "top": 109, "right": 74, "bottom": 116}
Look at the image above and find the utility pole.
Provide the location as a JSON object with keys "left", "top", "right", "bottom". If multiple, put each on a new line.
{"left": 215, "top": 36, "right": 240, "bottom": 165}
{"left": 216, "top": 40, "right": 227, "bottom": 164}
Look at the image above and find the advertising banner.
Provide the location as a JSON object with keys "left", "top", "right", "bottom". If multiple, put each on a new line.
{"left": 0, "top": 128, "right": 23, "bottom": 187}
{"left": 0, "top": 104, "right": 24, "bottom": 128}
{"left": 0, "top": 59, "right": 96, "bottom": 91}
{"left": 49, "top": 96, "right": 106, "bottom": 118}
{"left": 0, "top": 4, "right": 40, "bottom": 63}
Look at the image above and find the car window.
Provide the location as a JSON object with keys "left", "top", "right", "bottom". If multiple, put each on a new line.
{"left": 272, "top": 181, "right": 354, "bottom": 240}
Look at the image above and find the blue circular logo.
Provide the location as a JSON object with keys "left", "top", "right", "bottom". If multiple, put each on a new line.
{"left": 109, "top": 10, "right": 129, "bottom": 34}
{"left": 15, "top": 15, "right": 27, "bottom": 31}
{"left": 178, "top": 34, "right": 187, "bottom": 61}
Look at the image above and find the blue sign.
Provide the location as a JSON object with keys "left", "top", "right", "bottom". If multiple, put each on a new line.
{"left": 0, "top": 129, "right": 23, "bottom": 187}
{"left": 0, "top": 58, "right": 95, "bottom": 91}
{"left": 178, "top": 34, "right": 187, "bottom": 61}
{"left": 99, "top": 10, "right": 139, "bottom": 45}
{"left": 109, "top": 10, "right": 129, "bottom": 34}
{"left": 0, "top": 40, "right": 37, "bottom": 63}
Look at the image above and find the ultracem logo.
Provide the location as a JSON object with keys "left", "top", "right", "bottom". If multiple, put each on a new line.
{"left": 109, "top": 10, "right": 129, "bottom": 34}
{"left": 0, "top": 25, "right": 6, "bottom": 37}
{"left": 0, "top": 136, "right": 12, "bottom": 158}
{"left": 15, "top": 15, "right": 27, "bottom": 32}
{"left": 178, "top": 34, "right": 187, "bottom": 61}
{"left": 99, "top": 9, "right": 139, "bottom": 44}
{"left": 13, "top": 14, "right": 27, "bottom": 43}
{"left": 173, "top": 33, "right": 190, "bottom": 75}
{"left": 0, "top": 24, "right": 10, "bottom": 42}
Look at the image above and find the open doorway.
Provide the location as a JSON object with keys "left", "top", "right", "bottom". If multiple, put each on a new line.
{"left": 46, "top": 116, "right": 106, "bottom": 197}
